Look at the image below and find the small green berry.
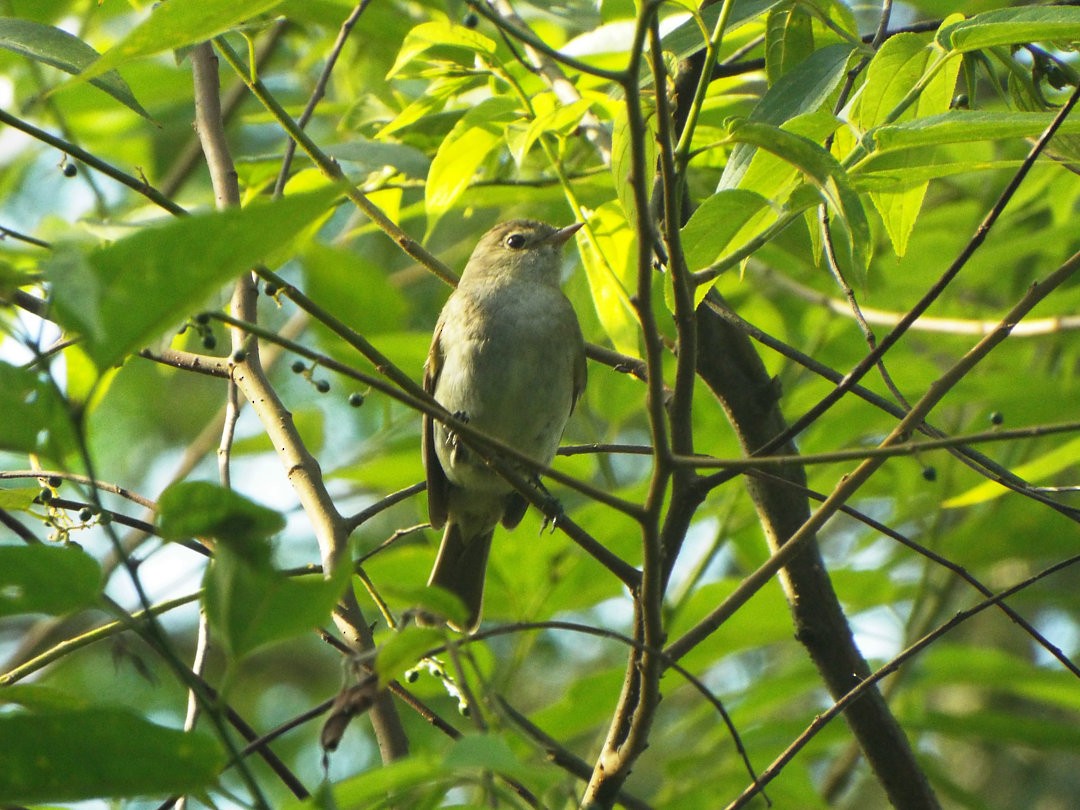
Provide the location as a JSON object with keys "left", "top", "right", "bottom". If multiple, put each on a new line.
{"left": 315, "top": 379, "right": 331, "bottom": 393}
{"left": 348, "top": 392, "right": 364, "bottom": 408}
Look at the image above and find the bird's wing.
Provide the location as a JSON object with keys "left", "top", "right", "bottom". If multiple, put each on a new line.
{"left": 423, "top": 319, "right": 450, "bottom": 530}
{"left": 571, "top": 329, "right": 587, "bottom": 413}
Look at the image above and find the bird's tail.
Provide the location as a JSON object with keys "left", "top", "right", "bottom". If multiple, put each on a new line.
{"left": 427, "top": 520, "right": 494, "bottom": 632}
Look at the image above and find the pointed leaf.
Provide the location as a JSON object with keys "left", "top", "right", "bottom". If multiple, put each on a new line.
{"left": 578, "top": 202, "right": 640, "bottom": 356}
{"left": 680, "top": 189, "right": 774, "bottom": 273}
{"left": 937, "top": 7, "right": 1080, "bottom": 53}
{"left": 47, "top": 186, "right": 338, "bottom": 370}
{"left": 425, "top": 97, "right": 518, "bottom": 231}
{"left": 851, "top": 33, "right": 960, "bottom": 256}
{"left": 386, "top": 21, "right": 496, "bottom": 79}
{"left": 0, "top": 18, "right": 150, "bottom": 119}
{"left": 720, "top": 43, "right": 854, "bottom": 190}
{"left": 79, "top": 0, "right": 286, "bottom": 82}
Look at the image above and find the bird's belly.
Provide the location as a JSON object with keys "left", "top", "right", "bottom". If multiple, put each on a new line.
{"left": 433, "top": 314, "right": 576, "bottom": 487}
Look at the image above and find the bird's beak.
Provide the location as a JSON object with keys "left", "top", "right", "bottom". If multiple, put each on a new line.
{"left": 551, "top": 222, "right": 584, "bottom": 247}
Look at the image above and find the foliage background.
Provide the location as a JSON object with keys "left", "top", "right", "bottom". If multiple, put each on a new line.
{"left": 1, "top": 0, "right": 1080, "bottom": 808}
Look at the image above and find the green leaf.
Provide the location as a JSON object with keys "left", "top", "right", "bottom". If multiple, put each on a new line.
{"left": 0, "top": 487, "right": 38, "bottom": 510}
{"left": 157, "top": 480, "right": 286, "bottom": 551}
{"left": 944, "top": 434, "right": 1080, "bottom": 508}
{"left": 47, "top": 186, "right": 339, "bottom": 370}
{"left": 510, "top": 96, "right": 592, "bottom": 166}
{"left": 374, "top": 626, "right": 445, "bottom": 689}
{"left": 0, "top": 17, "right": 151, "bottom": 119}
{"left": 203, "top": 548, "right": 349, "bottom": 659}
{"left": 0, "top": 362, "right": 74, "bottom": 457}
{"left": 0, "top": 706, "right": 224, "bottom": 803}
{"left": 302, "top": 242, "right": 409, "bottom": 336}
{"left": 610, "top": 101, "right": 657, "bottom": 226}
{"left": 662, "top": 0, "right": 781, "bottom": 62}
{"left": 850, "top": 33, "right": 961, "bottom": 256}
{"left": 424, "top": 97, "right": 519, "bottom": 232}
{"left": 300, "top": 755, "right": 446, "bottom": 808}
{"left": 386, "top": 21, "right": 496, "bottom": 80}
{"left": 720, "top": 43, "right": 854, "bottom": 190}
{"left": 229, "top": 407, "right": 325, "bottom": 457}
{"left": 937, "top": 7, "right": 1080, "bottom": 53}
{"left": 444, "top": 734, "right": 534, "bottom": 779}
{"left": 577, "top": 202, "right": 640, "bottom": 357}
{"left": 872, "top": 111, "right": 1080, "bottom": 152}
{"left": 680, "top": 189, "right": 774, "bottom": 273}
{"left": 330, "top": 138, "right": 431, "bottom": 178}
{"left": 0, "top": 545, "right": 101, "bottom": 618}
{"left": 79, "top": 0, "right": 286, "bottom": 82}
{"left": 727, "top": 119, "right": 870, "bottom": 274}
{"left": 765, "top": 4, "right": 814, "bottom": 85}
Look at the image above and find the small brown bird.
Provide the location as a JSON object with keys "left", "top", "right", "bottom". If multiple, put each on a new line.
{"left": 423, "top": 220, "right": 587, "bottom": 631}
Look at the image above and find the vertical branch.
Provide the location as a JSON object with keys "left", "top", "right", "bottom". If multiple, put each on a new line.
{"left": 189, "top": 41, "right": 409, "bottom": 762}
{"left": 582, "top": 4, "right": 667, "bottom": 806}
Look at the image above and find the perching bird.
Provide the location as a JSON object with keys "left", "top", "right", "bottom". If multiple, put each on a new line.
{"left": 422, "top": 219, "right": 587, "bottom": 631}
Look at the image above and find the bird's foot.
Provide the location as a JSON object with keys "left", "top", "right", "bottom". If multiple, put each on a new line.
{"left": 539, "top": 492, "right": 565, "bottom": 535}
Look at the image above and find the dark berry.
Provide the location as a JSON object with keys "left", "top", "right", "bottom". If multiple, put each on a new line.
{"left": 201, "top": 333, "right": 217, "bottom": 350}
{"left": 404, "top": 669, "right": 419, "bottom": 683}
{"left": 990, "top": 411, "right": 1004, "bottom": 426}
{"left": 37, "top": 487, "right": 53, "bottom": 504}
{"left": 48, "top": 476, "right": 62, "bottom": 489}
{"left": 463, "top": 12, "right": 478, "bottom": 28}
{"left": 348, "top": 392, "right": 364, "bottom": 408}
{"left": 922, "top": 466, "right": 937, "bottom": 482}
{"left": 315, "top": 379, "right": 330, "bottom": 393}
{"left": 264, "top": 282, "right": 279, "bottom": 296}
{"left": 62, "top": 163, "right": 77, "bottom": 177}
{"left": 291, "top": 360, "right": 306, "bottom": 374}
{"left": 232, "top": 349, "right": 247, "bottom": 364}
{"left": 78, "top": 507, "right": 94, "bottom": 522}
{"left": 195, "top": 313, "right": 211, "bottom": 325}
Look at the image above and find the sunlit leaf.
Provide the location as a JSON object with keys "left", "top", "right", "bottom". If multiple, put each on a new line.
{"left": 425, "top": 97, "right": 519, "bottom": 233}
{"left": 848, "top": 33, "right": 961, "bottom": 256}
{"left": 0, "top": 18, "right": 150, "bottom": 118}
{"left": 78, "top": 0, "right": 286, "bottom": 82}
{"left": 937, "top": 7, "right": 1080, "bottom": 53}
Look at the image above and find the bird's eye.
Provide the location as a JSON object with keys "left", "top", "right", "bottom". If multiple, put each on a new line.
{"left": 505, "top": 233, "right": 527, "bottom": 249}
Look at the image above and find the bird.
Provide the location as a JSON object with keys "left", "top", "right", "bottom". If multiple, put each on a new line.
{"left": 422, "top": 219, "right": 587, "bottom": 632}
